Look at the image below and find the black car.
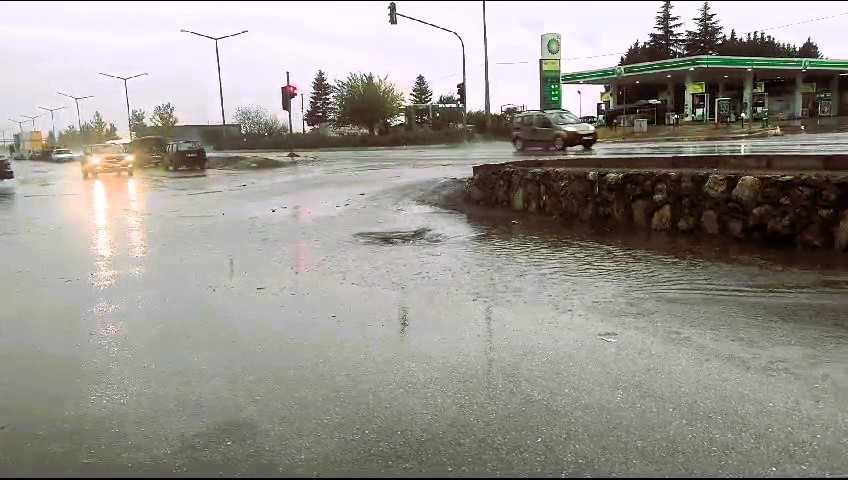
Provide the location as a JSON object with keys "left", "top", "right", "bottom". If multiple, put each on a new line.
{"left": 128, "top": 136, "right": 167, "bottom": 168}
{"left": 0, "top": 157, "right": 14, "bottom": 180}
{"left": 164, "top": 140, "right": 207, "bottom": 171}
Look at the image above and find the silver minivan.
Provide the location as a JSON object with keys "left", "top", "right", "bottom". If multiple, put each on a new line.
{"left": 511, "top": 109, "right": 597, "bottom": 151}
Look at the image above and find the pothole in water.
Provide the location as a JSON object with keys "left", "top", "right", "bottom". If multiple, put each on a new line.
{"left": 353, "top": 227, "right": 445, "bottom": 245}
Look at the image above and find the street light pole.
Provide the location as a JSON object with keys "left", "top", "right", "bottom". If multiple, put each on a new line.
{"left": 57, "top": 92, "right": 94, "bottom": 133}
{"left": 8, "top": 119, "right": 25, "bottom": 133}
{"left": 21, "top": 114, "right": 43, "bottom": 131}
{"left": 180, "top": 28, "right": 248, "bottom": 135}
{"left": 98, "top": 72, "right": 148, "bottom": 140}
{"left": 389, "top": 7, "right": 467, "bottom": 128}
{"left": 577, "top": 90, "right": 582, "bottom": 117}
{"left": 38, "top": 106, "right": 66, "bottom": 146}
{"left": 482, "top": 0, "right": 491, "bottom": 129}
{"left": 301, "top": 93, "right": 306, "bottom": 133}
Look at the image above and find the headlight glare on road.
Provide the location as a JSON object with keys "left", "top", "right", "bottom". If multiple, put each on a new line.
{"left": 126, "top": 155, "right": 135, "bottom": 163}
{"left": 92, "top": 156, "right": 101, "bottom": 164}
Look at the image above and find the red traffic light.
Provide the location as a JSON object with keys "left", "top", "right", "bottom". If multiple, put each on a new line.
{"left": 285, "top": 85, "right": 298, "bottom": 99}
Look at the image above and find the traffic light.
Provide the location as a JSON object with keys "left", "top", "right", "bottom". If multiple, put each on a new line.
{"left": 388, "top": 2, "right": 397, "bottom": 25}
{"left": 456, "top": 82, "right": 465, "bottom": 105}
{"left": 281, "top": 85, "right": 298, "bottom": 112}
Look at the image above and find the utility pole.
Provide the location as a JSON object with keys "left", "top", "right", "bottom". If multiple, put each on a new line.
{"left": 388, "top": 3, "right": 466, "bottom": 128}
{"left": 21, "top": 114, "right": 43, "bottom": 131}
{"left": 57, "top": 92, "right": 94, "bottom": 133}
{"left": 180, "top": 28, "right": 248, "bottom": 139}
{"left": 301, "top": 93, "right": 306, "bottom": 133}
{"left": 98, "top": 72, "right": 148, "bottom": 140}
{"left": 482, "top": 0, "right": 491, "bottom": 129}
{"left": 9, "top": 119, "right": 26, "bottom": 133}
{"left": 38, "top": 106, "right": 66, "bottom": 146}
{"left": 286, "top": 71, "right": 293, "bottom": 135}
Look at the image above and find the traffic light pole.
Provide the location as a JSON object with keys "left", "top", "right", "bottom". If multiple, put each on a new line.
{"left": 392, "top": 11, "right": 466, "bottom": 128}
{"left": 286, "top": 71, "right": 293, "bottom": 135}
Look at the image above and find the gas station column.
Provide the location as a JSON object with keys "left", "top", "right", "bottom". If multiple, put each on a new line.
{"left": 684, "top": 72, "right": 694, "bottom": 121}
{"left": 743, "top": 70, "right": 754, "bottom": 121}
{"left": 831, "top": 75, "right": 840, "bottom": 117}
{"left": 609, "top": 80, "right": 618, "bottom": 109}
{"left": 666, "top": 82, "right": 675, "bottom": 111}
{"left": 795, "top": 72, "right": 805, "bottom": 118}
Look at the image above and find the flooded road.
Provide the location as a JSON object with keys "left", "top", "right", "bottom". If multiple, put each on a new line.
{"left": 1, "top": 139, "right": 846, "bottom": 477}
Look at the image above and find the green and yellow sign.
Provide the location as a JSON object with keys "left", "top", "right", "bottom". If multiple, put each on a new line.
{"left": 540, "top": 59, "right": 561, "bottom": 110}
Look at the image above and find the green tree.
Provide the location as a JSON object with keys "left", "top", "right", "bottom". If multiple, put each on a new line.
{"left": 684, "top": 1, "right": 723, "bottom": 56}
{"left": 90, "top": 111, "right": 109, "bottom": 139}
{"left": 305, "top": 70, "right": 333, "bottom": 129}
{"left": 798, "top": 36, "right": 822, "bottom": 58}
{"left": 232, "top": 105, "right": 287, "bottom": 136}
{"left": 130, "top": 109, "right": 146, "bottom": 134}
{"left": 437, "top": 93, "right": 458, "bottom": 105}
{"left": 333, "top": 72, "right": 405, "bottom": 135}
{"left": 410, "top": 74, "right": 433, "bottom": 124}
{"left": 151, "top": 102, "right": 178, "bottom": 127}
{"left": 647, "top": 0, "right": 684, "bottom": 59}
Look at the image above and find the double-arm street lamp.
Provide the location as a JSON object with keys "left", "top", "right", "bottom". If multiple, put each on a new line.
{"left": 8, "top": 118, "right": 26, "bottom": 133}
{"left": 179, "top": 28, "right": 248, "bottom": 130}
{"left": 38, "top": 106, "right": 66, "bottom": 145}
{"left": 98, "top": 72, "right": 148, "bottom": 140}
{"left": 21, "top": 114, "right": 44, "bottom": 131}
{"left": 57, "top": 92, "right": 94, "bottom": 133}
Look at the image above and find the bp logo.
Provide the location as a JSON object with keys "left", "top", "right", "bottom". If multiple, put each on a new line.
{"left": 546, "top": 37, "right": 561, "bottom": 56}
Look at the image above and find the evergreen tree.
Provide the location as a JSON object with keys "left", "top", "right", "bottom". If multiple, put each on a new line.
{"left": 685, "top": 1, "right": 723, "bottom": 56}
{"left": 409, "top": 74, "right": 434, "bottom": 124}
{"left": 305, "top": 70, "right": 333, "bottom": 129}
{"left": 647, "top": 0, "right": 684, "bottom": 59}
{"left": 798, "top": 36, "right": 822, "bottom": 58}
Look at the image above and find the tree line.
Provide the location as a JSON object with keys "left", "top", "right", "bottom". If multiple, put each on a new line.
{"left": 621, "top": 0, "right": 823, "bottom": 65}
{"left": 57, "top": 102, "right": 179, "bottom": 146}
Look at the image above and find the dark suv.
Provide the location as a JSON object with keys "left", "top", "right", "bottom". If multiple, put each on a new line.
{"left": 511, "top": 109, "right": 597, "bottom": 151}
{"left": 164, "top": 140, "right": 207, "bottom": 171}
{"left": 0, "top": 157, "right": 13, "bottom": 181}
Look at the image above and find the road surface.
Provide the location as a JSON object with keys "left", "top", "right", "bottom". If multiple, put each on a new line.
{"left": 1, "top": 137, "right": 846, "bottom": 477}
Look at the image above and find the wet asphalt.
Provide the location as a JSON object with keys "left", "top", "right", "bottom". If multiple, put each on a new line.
{"left": 0, "top": 137, "right": 846, "bottom": 477}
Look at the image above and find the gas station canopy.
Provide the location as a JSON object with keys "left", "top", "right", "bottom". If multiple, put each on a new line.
{"left": 561, "top": 55, "right": 848, "bottom": 85}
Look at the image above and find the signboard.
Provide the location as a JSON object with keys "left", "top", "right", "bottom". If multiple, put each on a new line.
{"left": 540, "top": 33, "right": 561, "bottom": 60}
{"left": 754, "top": 82, "right": 765, "bottom": 93}
{"left": 539, "top": 59, "right": 561, "bottom": 110}
{"left": 819, "top": 100, "right": 832, "bottom": 117}
{"left": 800, "top": 83, "right": 817, "bottom": 94}
{"left": 716, "top": 97, "right": 732, "bottom": 124}
{"left": 689, "top": 82, "right": 706, "bottom": 94}
{"left": 601, "top": 91, "right": 612, "bottom": 103}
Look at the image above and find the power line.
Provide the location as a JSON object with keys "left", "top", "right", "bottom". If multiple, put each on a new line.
{"left": 749, "top": 11, "right": 848, "bottom": 34}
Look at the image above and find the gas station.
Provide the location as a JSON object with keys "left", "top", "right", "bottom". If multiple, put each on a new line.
{"left": 558, "top": 55, "right": 848, "bottom": 126}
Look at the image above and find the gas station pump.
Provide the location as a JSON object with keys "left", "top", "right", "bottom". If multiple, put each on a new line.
{"left": 693, "top": 93, "right": 710, "bottom": 122}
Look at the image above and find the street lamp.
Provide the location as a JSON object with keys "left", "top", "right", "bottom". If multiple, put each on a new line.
{"left": 38, "top": 106, "right": 66, "bottom": 146}
{"left": 21, "top": 114, "right": 44, "bottom": 131}
{"left": 98, "top": 72, "right": 148, "bottom": 140}
{"left": 179, "top": 28, "right": 248, "bottom": 131}
{"left": 577, "top": 90, "right": 582, "bottom": 117}
{"left": 8, "top": 119, "right": 26, "bottom": 133}
{"left": 482, "top": 0, "right": 491, "bottom": 129}
{"left": 57, "top": 92, "right": 94, "bottom": 133}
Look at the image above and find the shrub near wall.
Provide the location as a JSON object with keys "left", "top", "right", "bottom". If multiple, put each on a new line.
{"left": 213, "top": 129, "right": 472, "bottom": 151}
{"left": 466, "top": 167, "right": 848, "bottom": 251}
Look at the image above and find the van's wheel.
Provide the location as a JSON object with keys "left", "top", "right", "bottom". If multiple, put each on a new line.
{"left": 582, "top": 141, "right": 595, "bottom": 150}
{"left": 513, "top": 138, "right": 525, "bottom": 152}
{"left": 554, "top": 136, "right": 566, "bottom": 151}
{"left": 127, "top": 168, "right": 134, "bottom": 177}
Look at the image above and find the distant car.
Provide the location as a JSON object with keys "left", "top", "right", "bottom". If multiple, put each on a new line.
{"left": 164, "top": 140, "right": 207, "bottom": 171}
{"left": 80, "top": 143, "right": 134, "bottom": 179}
{"left": 579, "top": 115, "right": 598, "bottom": 126}
{"left": 0, "top": 157, "right": 14, "bottom": 181}
{"left": 128, "top": 136, "right": 167, "bottom": 167}
{"left": 511, "top": 109, "right": 597, "bottom": 151}
{"left": 50, "top": 148, "right": 75, "bottom": 163}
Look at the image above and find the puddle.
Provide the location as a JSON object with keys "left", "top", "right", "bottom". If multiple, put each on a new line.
{"left": 597, "top": 332, "right": 619, "bottom": 343}
{"left": 353, "top": 227, "right": 445, "bottom": 245}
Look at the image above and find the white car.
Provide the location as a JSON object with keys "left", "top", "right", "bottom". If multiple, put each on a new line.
{"left": 50, "top": 148, "right": 76, "bottom": 163}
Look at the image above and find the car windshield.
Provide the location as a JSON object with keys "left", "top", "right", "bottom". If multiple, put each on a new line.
{"left": 549, "top": 111, "right": 581, "bottom": 125}
{"left": 53, "top": 149, "right": 72, "bottom": 155}
{"left": 178, "top": 142, "right": 201, "bottom": 150}
{"left": 91, "top": 145, "right": 124, "bottom": 154}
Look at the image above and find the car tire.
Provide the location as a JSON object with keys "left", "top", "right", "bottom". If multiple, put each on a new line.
{"left": 513, "top": 138, "right": 525, "bottom": 152}
{"left": 553, "top": 136, "right": 566, "bottom": 151}
{"left": 582, "top": 141, "right": 595, "bottom": 150}
{"left": 200, "top": 162, "right": 207, "bottom": 170}
{"left": 127, "top": 168, "right": 134, "bottom": 177}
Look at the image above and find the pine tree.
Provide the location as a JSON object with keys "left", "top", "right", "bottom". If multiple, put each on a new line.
{"left": 409, "top": 74, "right": 433, "bottom": 124}
{"left": 647, "top": 0, "right": 684, "bottom": 59}
{"left": 798, "top": 36, "right": 822, "bottom": 58}
{"left": 684, "top": 1, "right": 723, "bottom": 56}
{"left": 305, "top": 70, "right": 333, "bottom": 129}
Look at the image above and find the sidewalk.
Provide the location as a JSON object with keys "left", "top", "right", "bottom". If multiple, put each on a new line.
{"left": 598, "top": 116, "right": 848, "bottom": 144}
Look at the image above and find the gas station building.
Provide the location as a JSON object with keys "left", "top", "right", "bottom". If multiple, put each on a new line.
{"left": 560, "top": 56, "right": 848, "bottom": 124}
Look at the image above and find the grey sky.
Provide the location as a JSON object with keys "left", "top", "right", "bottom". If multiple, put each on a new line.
{"left": 2, "top": 1, "right": 846, "bottom": 137}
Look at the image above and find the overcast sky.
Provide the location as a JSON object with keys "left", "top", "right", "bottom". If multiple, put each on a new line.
{"left": 2, "top": 1, "right": 846, "bottom": 137}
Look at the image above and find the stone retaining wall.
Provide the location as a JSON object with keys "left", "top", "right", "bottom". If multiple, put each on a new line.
{"left": 466, "top": 163, "right": 848, "bottom": 251}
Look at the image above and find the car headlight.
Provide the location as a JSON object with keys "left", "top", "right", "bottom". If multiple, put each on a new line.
{"left": 564, "top": 126, "right": 577, "bottom": 132}
{"left": 91, "top": 156, "right": 101, "bottom": 164}
{"left": 126, "top": 155, "right": 135, "bottom": 162}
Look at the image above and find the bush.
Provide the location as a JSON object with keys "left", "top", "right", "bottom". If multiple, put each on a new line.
{"left": 212, "top": 128, "right": 474, "bottom": 151}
